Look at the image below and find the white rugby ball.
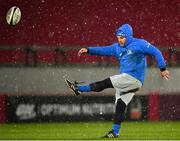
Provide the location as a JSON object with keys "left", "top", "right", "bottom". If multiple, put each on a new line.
{"left": 6, "top": 6, "right": 21, "bottom": 26}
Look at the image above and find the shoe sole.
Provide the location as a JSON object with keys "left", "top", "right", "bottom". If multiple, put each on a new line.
{"left": 64, "top": 79, "right": 78, "bottom": 96}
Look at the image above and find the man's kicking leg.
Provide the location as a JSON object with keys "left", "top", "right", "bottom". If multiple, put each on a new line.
{"left": 65, "top": 78, "right": 113, "bottom": 96}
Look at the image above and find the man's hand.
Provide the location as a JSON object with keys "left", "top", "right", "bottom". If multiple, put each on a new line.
{"left": 161, "top": 70, "right": 170, "bottom": 80}
{"left": 78, "top": 48, "right": 88, "bottom": 56}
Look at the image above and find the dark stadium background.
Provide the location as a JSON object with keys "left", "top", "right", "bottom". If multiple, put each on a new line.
{"left": 0, "top": 0, "right": 179, "bottom": 46}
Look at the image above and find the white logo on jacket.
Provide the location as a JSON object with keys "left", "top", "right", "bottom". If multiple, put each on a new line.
{"left": 127, "top": 49, "right": 133, "bottom": 55}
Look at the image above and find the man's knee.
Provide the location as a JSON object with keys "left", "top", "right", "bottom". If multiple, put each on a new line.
{"left": 90, "top": 78, "right": 113, "bottom": 92}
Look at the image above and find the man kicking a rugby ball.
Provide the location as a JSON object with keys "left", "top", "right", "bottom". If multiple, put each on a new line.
{"left": 65, "top": 24, "right": 170, "bottom": 138}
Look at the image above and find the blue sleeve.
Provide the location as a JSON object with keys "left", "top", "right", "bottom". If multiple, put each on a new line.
{"left": 139, "top": 41, "right": 166, "bottom": 70}
{"left": 88, "top": 44, "right": 116, "bottom": 56}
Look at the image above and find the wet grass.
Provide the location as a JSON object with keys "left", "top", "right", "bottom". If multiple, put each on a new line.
{"left": 0, "top": 121, "right": 180, "bottom": 140}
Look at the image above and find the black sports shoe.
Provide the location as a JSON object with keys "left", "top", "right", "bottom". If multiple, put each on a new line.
{"left": 102, "top": 130, "right": 118, "bottom": 138}
{"left": 65, "top": 79, "right": 81, "bottom": 96}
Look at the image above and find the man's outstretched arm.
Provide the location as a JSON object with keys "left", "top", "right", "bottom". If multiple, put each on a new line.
{"left": 78, "top": 44, "right": 116, "bottom": 57}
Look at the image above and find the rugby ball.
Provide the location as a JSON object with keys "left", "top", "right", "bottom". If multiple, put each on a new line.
{"left": 6, "top": 6, "right": 21, "bottom": 26}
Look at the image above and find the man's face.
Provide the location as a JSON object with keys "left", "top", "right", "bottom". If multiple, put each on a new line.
{"left": 117, "top": 36, "right": 126, "bottom": 46}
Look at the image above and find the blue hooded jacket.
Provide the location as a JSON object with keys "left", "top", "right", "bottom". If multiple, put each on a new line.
{"left": 88, "top": 24, "right": 166, "bottom": 84}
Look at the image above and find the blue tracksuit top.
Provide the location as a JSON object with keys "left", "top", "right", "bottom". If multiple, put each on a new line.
{"left": 88, "top": 24, "right": 166, "bottom": 84}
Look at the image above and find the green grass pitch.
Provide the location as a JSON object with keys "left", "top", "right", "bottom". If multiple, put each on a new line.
{"left": 0, "top": 121, "right": 180, "bottom": 140}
